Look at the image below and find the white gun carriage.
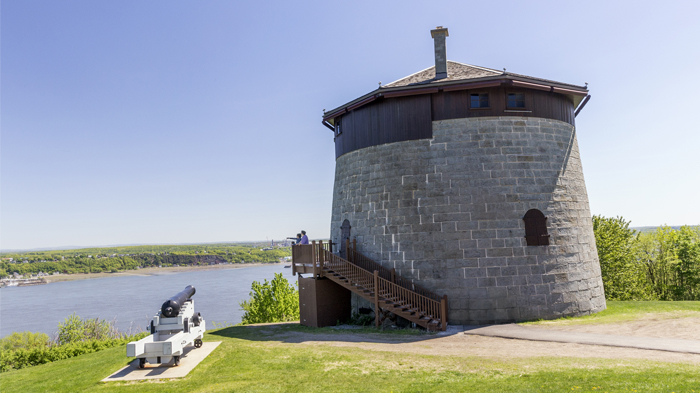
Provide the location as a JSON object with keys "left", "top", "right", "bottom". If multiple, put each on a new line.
{"left": 127, "top": 285, "right": 205, "bottom": 368}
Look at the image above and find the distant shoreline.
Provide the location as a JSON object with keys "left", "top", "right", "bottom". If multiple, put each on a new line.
{"left": 44, "top": 262, "right": 287, "bottom": 283}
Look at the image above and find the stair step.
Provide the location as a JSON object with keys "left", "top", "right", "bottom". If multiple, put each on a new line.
{"left": 316, "top": 253, "right": 445, "bottom": 332}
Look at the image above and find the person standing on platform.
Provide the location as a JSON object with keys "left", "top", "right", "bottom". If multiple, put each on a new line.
{"left": 299, "top": 231, "right": 309, "bottom": 245}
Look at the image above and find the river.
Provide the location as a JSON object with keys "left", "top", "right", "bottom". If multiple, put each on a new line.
{"left": 0, "top": 264, "right": 296, "bottom": 338}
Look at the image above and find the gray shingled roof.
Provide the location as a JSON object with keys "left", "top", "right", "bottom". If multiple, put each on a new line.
{"left": 323, "top": 60, "right": 588, "bottom": 121}
{"left": 381, "top": 61, "right": 585, "bottom": 90}
{"left": 382, "top": 61, "right": 502, "bottom": 88}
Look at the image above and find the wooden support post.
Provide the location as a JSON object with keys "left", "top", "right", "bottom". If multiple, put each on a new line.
{"left": 391, "top": 268, "right": 396, "bottom": 283}
{"left": 352, "top": 238, "right": 357, "bottom": 251}
{"left": 318, "top": 241, "right": 324, "bottom": 275}
{"left": 291, "top": 246, "right": 296, "bottom": 276}
{"left": 345, "top": 239, "right": 350, "bottom": 261}
{"left": 441, "top": 295, "right": 448, "bottom": 331}
{"left": 311, "top": 241, "right": 317, "bottom": 279}
{"left": 374, "top": 270, "right": 380, "bottom": 329}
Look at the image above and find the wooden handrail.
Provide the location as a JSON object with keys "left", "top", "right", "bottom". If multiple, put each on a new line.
{"left": 291, "top": 241, "right": 335, "bottom": 277}
{"left": 346, "top": 246, "right": 442, "bottom": 303}
{"left": 292, "top": 240, "right": 447, "bottom": 330}
{"left": 320, "top": 248, "right": 444, "bottom": 330}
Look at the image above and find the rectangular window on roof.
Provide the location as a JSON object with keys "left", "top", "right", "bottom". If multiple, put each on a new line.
{"left": 470, "top": 93, "right": 489, "bottom": 108}
{"left": 507, "top": 93, "right": 525, "bottom": 108}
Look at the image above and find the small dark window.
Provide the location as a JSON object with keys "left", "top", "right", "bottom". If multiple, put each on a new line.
{"left": 507, "top": 93, "right": 525, "bottom": 108}
{"left": 334, "top": 120, "right": 342, "bottom": 137}
{"left": 470, "top": 93, "right": 489, "bottom": 108}
{"left": 523, "top": 209, "right": 549, "bottom": 246}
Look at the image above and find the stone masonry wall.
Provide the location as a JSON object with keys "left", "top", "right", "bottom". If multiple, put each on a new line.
{"left": 330, "top": 116, "right": 606, "bottom": 325}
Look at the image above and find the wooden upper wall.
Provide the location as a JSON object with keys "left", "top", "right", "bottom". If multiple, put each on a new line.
{"left": 334, "top": 86, "right": 576, "bottom": 159}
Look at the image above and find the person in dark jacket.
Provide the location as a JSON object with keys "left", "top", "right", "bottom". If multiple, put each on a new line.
{"left": 299, "top": 230, "right": 309, "bottom": 245}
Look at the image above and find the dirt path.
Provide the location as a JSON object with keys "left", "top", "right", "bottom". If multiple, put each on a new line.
{"left": 531, "top": 315, "right": 700, "bottom": 341}
{"left": 257, "top": 316, "right": 700, "bottom": 364}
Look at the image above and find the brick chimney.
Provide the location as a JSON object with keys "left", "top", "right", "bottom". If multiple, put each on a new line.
{"left": 430, "top": 26, "right": 449, "bottom": 79}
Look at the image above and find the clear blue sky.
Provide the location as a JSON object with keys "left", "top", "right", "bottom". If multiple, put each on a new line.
{"left": 2, "top": 1, "right": 699, "bottom": 250}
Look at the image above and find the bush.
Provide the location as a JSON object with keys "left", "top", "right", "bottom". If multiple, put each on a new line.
{"left": 56, "top": 313, "right": 122, "bottom": 345}
{"left": 348, "top": 312, "right": 374, "bottom": 326}
{"left": 0, "top": 333, "right": 148, "bottom": 372}
{"left": 0, "top": 314, "right": 148, "bottom": 373}
{"left": 0, "top": 332, "right": 50, "bottom": 352}
{"left": 239, "top": 273, "right": 299, "bottom": 325}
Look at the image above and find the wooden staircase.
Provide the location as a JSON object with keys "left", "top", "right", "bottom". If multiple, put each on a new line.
{"left": 292, "top": 241, "right": 447, "bottom": 331}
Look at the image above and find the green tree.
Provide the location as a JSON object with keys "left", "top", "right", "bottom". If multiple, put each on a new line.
{"left": 239, "top": 273, "right": 299, "bottom": 325}
{"left": 639, "top": 226, "right": 700, "bottom": 300}
{"left": 592, "top": 215, "right": 652, "bottom": 300}
{"left": 674, "top": 226, "right": 700, "bottom": 299}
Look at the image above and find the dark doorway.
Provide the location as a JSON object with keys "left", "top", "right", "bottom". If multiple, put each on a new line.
{"left": 523, "top": 209, "right": 550, "bottom": 246}
{"left": 340, "top": 219, "right": 351, "bottom": 258}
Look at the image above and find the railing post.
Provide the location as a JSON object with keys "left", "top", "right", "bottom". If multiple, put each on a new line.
{"left": 311, "top": 241, "right": 318, "bottom": 279}
{"left": 391, "top": 268, "right": 396, "bottom": 283}
{"left": 291, "top": 246, "right": 296, "bottom": 276}
{"left": 441, "top": 295, "right": 448, "bottom": 331}
{"left": 319, "top": 241, "right": 325, "bottom": 276}
{"left": 374, "top": 270, "right": 380, "bottom": 329}
{"left": 352, "top": 238, "right": 357, "bottom": 251}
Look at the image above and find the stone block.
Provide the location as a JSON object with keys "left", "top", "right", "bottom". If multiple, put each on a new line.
{"left": 477, "top": 277, "right": 497, "bottom": 287}
{"left": 486, "top": 247, "right": 513, "bottom": 257}
{"left": 469, "top": 299, "right": 496, "bottom": 310}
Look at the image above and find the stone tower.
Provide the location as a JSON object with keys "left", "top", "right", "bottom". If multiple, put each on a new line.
{"left": 322, "top": 27, "right": 605, "bottom": 325}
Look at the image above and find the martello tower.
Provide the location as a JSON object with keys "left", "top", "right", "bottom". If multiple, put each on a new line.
{"left": 322, "top": 27, "right": 605, "bottom": 325}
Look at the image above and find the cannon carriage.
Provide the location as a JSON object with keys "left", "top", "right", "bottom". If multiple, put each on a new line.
{"left": 127, "top": 285, "right": 205, "bottom": 368}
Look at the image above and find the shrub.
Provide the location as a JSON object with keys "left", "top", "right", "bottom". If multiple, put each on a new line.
{"left": 239, "top": 273, "right": 299, "bottom": 325}
{"left": 0, "top": 333, "right": 148, "bottom": 372}
{"left": 0, "top": 332, "right": 50, "bottom": 352}
{"left": 56, "top": 313, "right": 121, "bottom": 345}
{"left": 348, "top": 312, "right": 374, "bottom": 326}
{"left": 0, "top": 314, "right": 148, "bottom": 373}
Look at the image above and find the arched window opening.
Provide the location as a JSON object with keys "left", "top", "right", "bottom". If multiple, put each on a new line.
{"left": 523, "top": 209, "right": 550, "bottom": 246}
{"left": 340, "top": 219, "right": 352, "bottom": 258}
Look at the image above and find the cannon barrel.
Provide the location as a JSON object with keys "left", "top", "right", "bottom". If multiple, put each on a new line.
{"left": 161, "top": 285, "right": 196, "bottom": 318}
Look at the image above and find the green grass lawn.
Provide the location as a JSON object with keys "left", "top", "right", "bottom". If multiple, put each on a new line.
{"left": 1, "top": 323, "right": 699, "bottom": 392}
{"left": 521, "top": 300, "right": 700, "bottom": 326}
{"left": 3, "top": 302, "right": 700, "bottom": 392}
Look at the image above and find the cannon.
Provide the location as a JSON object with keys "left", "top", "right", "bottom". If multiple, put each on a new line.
{"left": 161, "top": 285, "right": 196, "bottom": 318}
{"left": 126, "top": 285, "right": 205, "bottom": 368}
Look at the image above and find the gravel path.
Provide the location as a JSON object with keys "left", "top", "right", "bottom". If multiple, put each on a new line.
{"left": 264, "top": 315, "right": 700, "bottom": 364}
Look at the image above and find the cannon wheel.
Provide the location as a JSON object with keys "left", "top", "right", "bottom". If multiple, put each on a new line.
{"left": 194, "top": 339, "right": 203, "bottom": 348}
{"left": 173, "top": 356, "right": 180, "bottom": 366}
{"left": 138, "top": 358, "right": 146, "bottom": 369}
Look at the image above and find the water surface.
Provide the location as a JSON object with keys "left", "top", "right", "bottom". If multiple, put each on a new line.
{"left": 0, "top": 264, "right": 296, "bottom": 337}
